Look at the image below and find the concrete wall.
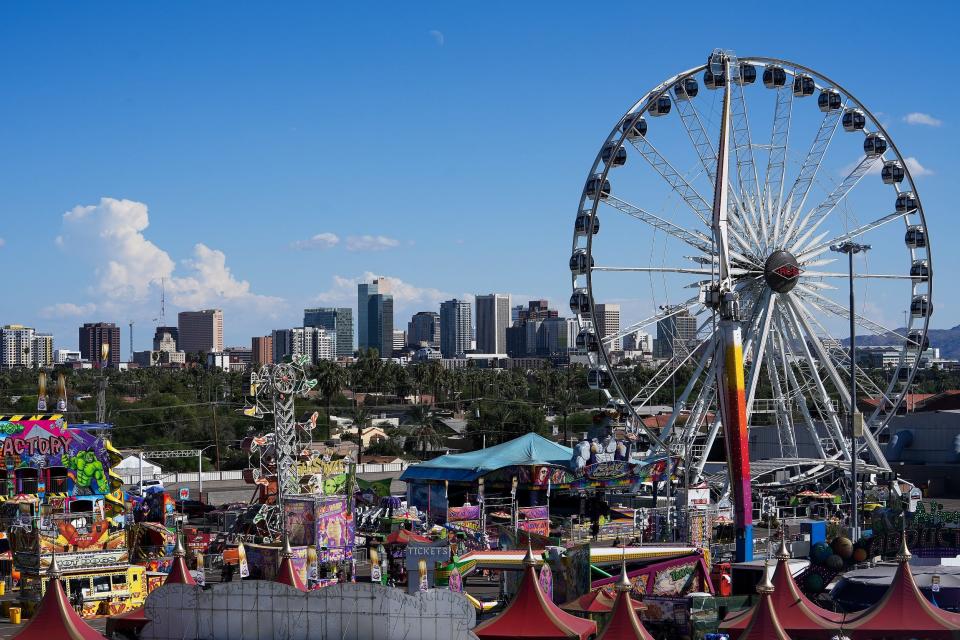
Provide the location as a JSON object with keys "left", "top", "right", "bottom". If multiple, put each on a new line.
{"left": 141, "top": 581, "right": 477, "bottom": 640}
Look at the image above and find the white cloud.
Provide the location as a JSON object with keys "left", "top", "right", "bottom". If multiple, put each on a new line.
{"left": 345, "top": 235, "right": 400, "bottom": 252}
{"left": 904, "top": 157, "right": 934, "bottom": 176}
{"left": 904, "top": 112, "right": 942, "bottom": 127}
{"left": 56, "top": 196, "right": 283, "bottom": 315}
{"left": 429, "top": 29, "right": 445, "bottom": 46}
{"left": 315, "top": 272, "right": 450, "bottom": 314}
{"left": 292, "top": 232, "right": 340, "bottom": 250}
{"left": 39, "top": 302, "right": 96, "bottom": 318}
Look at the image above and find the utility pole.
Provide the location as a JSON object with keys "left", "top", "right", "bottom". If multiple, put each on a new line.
{"left": 831, "top": 240, "right": 871, "bottom": 541}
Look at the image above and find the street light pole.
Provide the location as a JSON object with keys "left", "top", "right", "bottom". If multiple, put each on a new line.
{"left": 831, "top": 241, "right": 871, "bottom": 540}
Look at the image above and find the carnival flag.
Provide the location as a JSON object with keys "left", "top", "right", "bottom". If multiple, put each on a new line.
{"left": 237, "top": 543, "right": 250, "bottom": 578}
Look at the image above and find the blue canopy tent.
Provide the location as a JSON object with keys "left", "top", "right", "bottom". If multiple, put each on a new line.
{"left": 400, "top": 433, "right": 573, "bottom": 483}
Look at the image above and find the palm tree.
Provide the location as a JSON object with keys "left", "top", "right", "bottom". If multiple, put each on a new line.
{"left": 350, "top": 403, "right": 373, "bottom": 466}
{"left": 404, "top": 404, "right": 447, "bottom": 458}
{"left": 315, "top": 361, "right": 348, "bottom": 440}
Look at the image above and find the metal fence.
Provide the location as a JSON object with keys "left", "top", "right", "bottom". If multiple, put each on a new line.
{"left": 116, "top": 462, "right": 407, "bottom": 485}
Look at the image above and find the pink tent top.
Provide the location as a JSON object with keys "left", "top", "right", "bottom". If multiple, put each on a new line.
{"left": 596, "top": 583, "right": 654, "bottom": 640}
{"left": 474, "top": 558, "right": 597, "bottom": 640}
{"left": 13, "top": 567, "right": 104, "bottom": 640}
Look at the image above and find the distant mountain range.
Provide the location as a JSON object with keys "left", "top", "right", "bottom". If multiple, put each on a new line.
{"left": 847, "top": 324, "right": 960, "bottom": 359}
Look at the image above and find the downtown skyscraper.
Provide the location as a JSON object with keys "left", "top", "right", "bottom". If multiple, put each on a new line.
{"left": 358, "top": 279, "right": 394, "bottom": 356}
{"left": 439, "top": 299, "right": 472, "bottom": 358}
{"left": 304, "top": 307, "right": 353, "bottom": 358}
{"left": 475, "top": 293, "right": 511, "bottom": 354}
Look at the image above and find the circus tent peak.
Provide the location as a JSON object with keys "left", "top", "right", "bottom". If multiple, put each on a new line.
{"left": 474, "top": 550, "right": 596, "bottom": 640}
{"left": 13, "top": 555, "right": 105, "bottom": 640}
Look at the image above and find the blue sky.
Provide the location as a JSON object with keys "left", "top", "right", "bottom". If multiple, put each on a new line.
{"left": 0, "top": 2, "right": 955, "bottom": 352}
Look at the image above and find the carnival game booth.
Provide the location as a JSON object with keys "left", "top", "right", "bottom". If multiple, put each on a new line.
{"left": 0, "top": 415, "right": 139, "bottom": 618}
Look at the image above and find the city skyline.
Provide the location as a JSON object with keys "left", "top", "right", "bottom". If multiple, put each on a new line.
{"left": 0, "top": 4, "right": 953, "bottom": 352}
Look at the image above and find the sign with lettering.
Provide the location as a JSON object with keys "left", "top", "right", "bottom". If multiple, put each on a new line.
{"left": 404, "top": 542, "right": 450, "bottom": 570}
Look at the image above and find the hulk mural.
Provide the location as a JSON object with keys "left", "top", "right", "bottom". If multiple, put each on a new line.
{"left": 63, "top": 450, "right": 109, "bottom": 494}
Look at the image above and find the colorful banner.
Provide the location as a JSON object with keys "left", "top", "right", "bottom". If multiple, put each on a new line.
{"left": 284, "top": 498, "right": 316, "bottom": 547}
{"left": 244, "top": 543, "right": 309, "bottom": 582}
{"left": 447, "top": 505, "right": 481, "bottom": 522}
{"left": 0, "top": 417, "right": 115, "bottom": 497}
{"left": 518, "top": 505, "right": 549, "bottom": 537}
{"left": 355, "top": 477, "right": 392, "bottom": 504}
{"left": 316, "top": 496, "right": 355, "bottom": 562}
{"left": 651, "top": 561, "right": 698, "bottom": 596}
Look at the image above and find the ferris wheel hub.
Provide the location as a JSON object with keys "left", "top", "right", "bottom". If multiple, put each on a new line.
{"left": 763, "top": 249, "right": 802, "bottom": 293}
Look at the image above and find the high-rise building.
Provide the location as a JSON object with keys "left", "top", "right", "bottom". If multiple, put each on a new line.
{"left": 1, "top": 325, "right": 54, "bottom": 368}
{"left": 251, "top": 335, "right": 273, "bottom": 365}
{"left": 273, "top": 327, "right": 335, "bottom": 365}
{"left": 440, "top": 299, "right": 472, "bottom": 358}
{"left": 79, "top": 322, "right": 121, "bottom": 367}
{"left": 153, "top": 328, "right": 178, "bottom": 353}
{"left": 539, "top": 317, "right": 578, "bottom": 356}
{"left": 152, "top": 326, "right": 179, "bottom": 351}
{"left": 407, "top": 311, "right": 440, "bottom": 349}
{"left": 594, "top": 303, "right": 621, "bottom": 352}
{"left": 475, "top": 294, "right": 511, "bottom": 354}
{"left": 392, "top": 330, "right": 406, "bottom": 354}
{"left": 623, "top": 331, "right": 652, "bottom": 354}
{"left": 303, "top": 307, "right": 354, "bottom": 358}
{"left": 358, "top": 279, "right": 393, "bottom": 356}
{"left": 505, "top": 300, "right": 562, "bottom": 357}
{"left": 54, "top": 349, "right": 82, "bottom": 364}
{"left": 655, "top": 307, "right": 698, "bottom": 359}
{"left": 511, "top": 305, "right": 524, "bottom": 325}
{"left": 177, "top": 309, "right": 223, "bottom": 355}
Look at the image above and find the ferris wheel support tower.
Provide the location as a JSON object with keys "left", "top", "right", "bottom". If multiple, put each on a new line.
{"left": 707, "top": 50, "right": 754, "bottom": 562}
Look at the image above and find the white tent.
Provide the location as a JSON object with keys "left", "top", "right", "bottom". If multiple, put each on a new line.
{"left": 115, "top": 455, "right": 163, "bottom": 476}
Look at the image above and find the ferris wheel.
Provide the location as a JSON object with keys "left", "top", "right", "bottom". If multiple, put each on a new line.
{"left": 570, "top": 51, "right": 932, "bottom": 488}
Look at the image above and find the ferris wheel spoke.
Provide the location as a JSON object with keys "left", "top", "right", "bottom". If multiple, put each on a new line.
{"left": 663, "top": 343, "right": 720, "bottom": 446}
{"left": 796, "top": 209, "right": 913, "bottom": 261}
{"left": 592, "top": 266, "right": 758, "bottom": 277}
{"left": 630, "top": 326, "right": 715, "bottom": 409}
{"left": 781, "top": 295, "right": 853, "bottom": 460}
{"left": 601, "top": 296, "right": 701, "bottom": 346}
{"left": 602, "top": 196, "right": 714, "bottom": 253}
{"left": 762, "top": 83, "right": 794, "bottom": 225}
{"left": 793, "top": 299, "right": 894, "bottom": 404}
{"left": 744, "top": 291, "right": 776, "bottom": 415}
{"left": 766, "top": 327, "right": 798, "bottom": 458}
{"left": 775, "top": 315, "right": 831, "bottom": 459}
{"left": 795, "top": 285, "right": 908, "bottom": 341}
{"left": 673, "top": 93, "right": 718, "bottom": 183}
{"left": 625, "top": 136, "right": 712, "bottom": 227}
{"left": 777, "top": 104, "right": 846, "bottom": 241}
{"left": 785, "top": 154, "right": 882, "bottom": 252}
{"left": 802, "top": 271, "right": 920, "bottom": 280}
{"left": 730, "top": 80, "right": 763, "bottom": 217}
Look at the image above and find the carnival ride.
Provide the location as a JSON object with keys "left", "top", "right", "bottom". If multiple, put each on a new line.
{"left": 570, "top": 51, "right": 932, "bottom": 557}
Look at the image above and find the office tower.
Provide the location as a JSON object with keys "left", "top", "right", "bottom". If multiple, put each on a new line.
{"left": 1, "top": 325, "right": 54, "bottom": 368}
{"left": 407, "top": 311, "right": 441, "bottom": 349}
{"left": 539, "top": 317, "right": 578, "bottom": 356}
{"left": 32, "top": 333, "right": 53, "bottom": 367}
{"left": 392, "top": 330, "right": 406, "bottom": 354}
{"left": 511, "top": 305, "right": 524, "bottom": 325}
{"left": 272, "top": 329, "right": 293, "bottom": 363}
{"left": 476, "top": 294, "right": 511, "bottom": 354}
{"left": 358, "top": 279, "right": 389, "bottom": 350}
{"left": 304, "top": 307, "right": 354, "bottom": 358}
{"left": 440, "top": 299, "right": 472, "bottom": 358}
{"left": 152, "top": 326, "right": 179, "bottom": 351}
{"left": 655, "top": 307, "right": 698, "bottom": 358}
{"left": 594, "top": 303, "right": 621, "bottom": 351}
{"left": 177, "top": 309, "right": 223, "bottom": 354}
{"left": 153, "top": 328, "right": 178, "bottom": 353}
{"left": 79, "top": 322, "right": 121, "bottom": 367}
{"left": 251, "top": 335, "right": 273, "bottom": 365}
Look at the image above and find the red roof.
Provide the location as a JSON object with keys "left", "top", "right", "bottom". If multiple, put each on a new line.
{"left": 721, "top": 553, "right": 841, "bottom": 638}
{"left": 738, "top": 589, "right": 791, "bottom": 640}
{"left": 560, "top": 589, "right": 615, "bottom": 613}
{"left": 596, "top": 587, "right": 654, "bottom": 640}
{"left": 844, "top": 555, "right": 960, "bottom": 638}
{"left": 474, "top": 562, "right": 597, "bottom": 640}
{"left": 275, "top": 555, "right": 306, "bottom": 590}
{"left": 385, "top": 529, "right": 431, "bottom": 545}
{"left": 13, "top": 575, "right": 105, "bottom": 640}
{"left": 165, "top": 554, "right": 197, "bottom": 586}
